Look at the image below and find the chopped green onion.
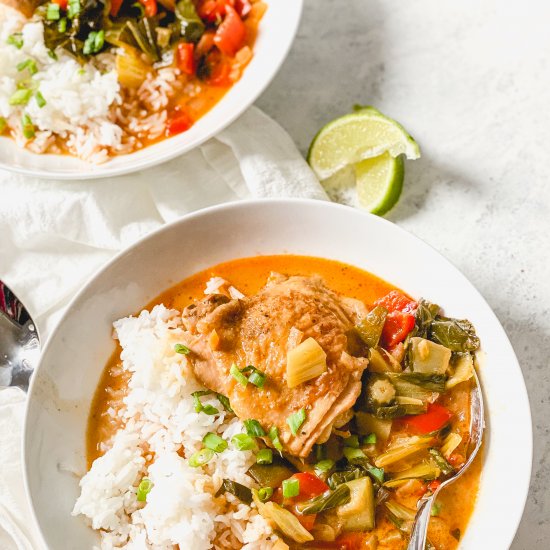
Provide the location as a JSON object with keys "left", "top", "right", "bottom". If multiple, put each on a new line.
{"left": 431, "top": 501, "right": 442, "bottom": 517}
{"left": 94, "top": 30, "right": 105, "bottom": 51}
{"left": 58, "top": 17, "right": 67, "bottom": 33}
{"left": 286, "top": 408, "right": 306, "bottom": 436}
{"left": 132, "top": 1, "right": 146, "bottom": 16}
{"left": 189, "top": 448, "right": 214, "bottom": 467}
{"left": 258, "top": 486, "right": 273, "bottom": 502}
{"left": 21, "top": 114, "right": 35, "bottom": 139}
{"left": 363, "top": 433, "right": 377, "bottom": 445}
{"left": 35, "top": 91, "right": 46, "bottom": 108}
{"left": 231, "top": 433, "right": 257, "bottom": 451}
{"left": 230, "top": 364, "right": 248, "bottom": 387}
{"left": 244, "top": 419, "right": 266, "bottom": 437}
{"left": 282, "top": 477, "right": 300, "bottom": 498}
{"left": 315, "top": 444, "right": 325, "bottom": 461}
{"left": 215, "top": 479, "right": 252, "bottom": 504}
{"left": 174, "top": 343, "right": 190, "bottom": 354}
{"left": 248, "top": 370, "right": 266, "bottom": 388}
{"left": 367, "top": 467, "right": 385, "bottom": 484}
{"left": 83, "top": 30, "right": 104, "bottom": 55}
{"left": 0, "top": 118, "right": 7, "bottom": 134}
{"left": 344, "top": 435, "right": 360, "bottom": 448}
{"left": 191, "top": 390, "right": 219, "bottom": 415}
{"left": 343, "top": 447, "right": 366, "bottom": 461}
{"left": 314, "top": 459, "right": 335, "bottom": 473}
{"left": 9, "top": 89, "right": 32, "bottom": 106}
{"left": 7, "top": 33, "right": 23, "bottom": 49}
{"left": 203, "top": 432, "right": 228, "bottom": 453}
{"left": 136, "top": 478, "right": 153, "bottom": 501}
{"left": 268, "top": 426, "right": 283, "bottom": 451}
{"left": 46, "top": 3, "right": 61, "bottom": 20}
{"left": 48, "top": 49, "right": 58, "bottom": 60}
{"left": 67, "top": 0, "right": 81, "bottom": 19}
{"left": 216, "top": 394, "right": 233, "bottom": 413}
{"left": 17, "top": 59, "right": 38, "bottom": 76}
{"left": 256, "top": 449, "right": 273, "bottom": 465}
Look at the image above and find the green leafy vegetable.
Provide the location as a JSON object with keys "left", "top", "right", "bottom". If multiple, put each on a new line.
{"left": 429, "top": 448, "right": 454, "bottom": 476}
{"left": 247, "top": 457, "right": 296, "bottom": 487}
{"left": 411, "top": 299, "right": 440, "bottom": 338}
{"left": 295, "top": 484, "right": 351, "bottom": 515}
{"left": 215, "top": 479, "right": 253, "bottom": 504}
{"left": 175, "top": 0, "right": 205, "bottom": 43}
{"left": 287, "top": 408, "right": 306, "bottom": 436}
{"left": 430, "top": 317, "right": 480, "bottom": 352}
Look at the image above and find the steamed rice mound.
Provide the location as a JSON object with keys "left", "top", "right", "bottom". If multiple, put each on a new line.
{"left": 73, "top": 305, "right": 280, "bottom": 549}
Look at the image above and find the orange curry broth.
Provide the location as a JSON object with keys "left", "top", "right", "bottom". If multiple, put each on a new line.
{"left": 87, "top": 255, "right": 481, "bottom": 549}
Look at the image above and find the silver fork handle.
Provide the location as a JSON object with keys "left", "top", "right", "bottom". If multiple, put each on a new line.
{"left": 408, "top": 495, "right": 434, "bottom": 550}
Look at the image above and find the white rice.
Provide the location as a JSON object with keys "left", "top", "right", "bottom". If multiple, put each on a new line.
{"left": 73, "top": 305, "right": 279, "bottom": 550}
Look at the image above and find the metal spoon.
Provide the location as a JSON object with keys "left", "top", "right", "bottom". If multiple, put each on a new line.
{"left": 407, "top": 368, "right": 485, "bottom": 550}
{"left": 0, "top": 280, "right": 40, "bottom": 390}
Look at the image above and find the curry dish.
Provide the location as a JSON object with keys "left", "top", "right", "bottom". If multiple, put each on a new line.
{"left": 82, "top": 255, "right": 481, "bottom": 550}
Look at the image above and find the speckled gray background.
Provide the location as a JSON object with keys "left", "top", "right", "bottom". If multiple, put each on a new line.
{"left": 257, "top": 0, "right": 550, "bottom": 547}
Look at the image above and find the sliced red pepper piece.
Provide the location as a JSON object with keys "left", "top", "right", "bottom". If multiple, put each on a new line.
{"left": 213, "top": 5, "right": 246, "bottom": 57}
{"left": 167, "top": 110, "right": 194, "bottom": 135}
{"left": 176, "top": 42, "right": 196, "bottom": 75}
{"left": 139, "top": 0, "right": 158, "bottom": 18}
{"left": 401, "top": 403, "right": 453, "bottom": 434}
{"left": 207, "top": 58, "right": 232, "bottom": 86}
{"left": 374, "top": 289, "right": 417, "bottom": 314}
{"left": 234, "top": 0, "right": 251, "bottom": 17}
{"left": 52, "top": 0, "right": 68, "bottom": 9}
{"left": 290, "top": 472, "right": 329, "bottom": 500}
{"left": 381, "top": 310, "right": 415, "bottom": 348}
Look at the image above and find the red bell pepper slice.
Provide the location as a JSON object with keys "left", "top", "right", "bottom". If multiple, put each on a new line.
{"left": 380, "top": 310, "right": 415, "bottom": 348}
{"left": 401, "top": 403, "right": 453, "bottom": 434}
{"left": 207, "top": 58, "right": 232, "bottom": 86}
{"left": 139, "top": 0, "right": 158, "bottom": 17}
{"left": 374, "top": 290, "right": 417, "bottom": 314}
{"left": 214, "top": 5, "right": 246, "bottom": 57}
{"left": 290, "top": 472, "right": 329, "bottom": 500}
{"left": 176, "top": 42, "right": 196, "bottom": 75}
{"left": 52, "top": 0, "right": 68, "bottom": 9}
{"left": 167, "top": 110, "right": 194, "bottom": 135}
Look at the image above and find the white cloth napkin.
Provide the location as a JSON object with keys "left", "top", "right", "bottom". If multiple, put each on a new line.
{"left": 0, "top": 106, "right": 327, "bottom": 550}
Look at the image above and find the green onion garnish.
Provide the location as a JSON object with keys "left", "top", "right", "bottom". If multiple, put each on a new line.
{"left": 46, "top": 3, "right": 61, "bottom": 20}
{"left": 21, "top": 114, "right": 35, "bottom": 139}
{"left": 363, "top": 433, "right": 377, "bottom": 445}
{"left": 431, "top": 501, "right": 442, "bottom": 517}
{"left": 17, "top": 59, "right": 38, "bottom": 76}
{"left": 83, "top": 30, "right": 105, "bottom": 55}
{"left": 343, "top": 447, "right": 366, "bottom": 461}
{"left": 282, "top": 477, "right": 300, "bottom": 498}
{"left": 0, "top": 118, "right": 7, "bottom": 134}
{"left": 240, "top": 365, "right": 266, "bottom": 388}
{"left": 191, "top": 390, "right": 219, "bottom": 415}
{"left": 216, "top": 394, "right": 233, "bottom": 413}
{"left": 174, "top": 343, "right": 190, "bottom": 354}
{"left": 35, "top": 91, "right": 46, "bottom": 108}
{"left": 286, "top": 408, "right": 306, "bottom": 436}
{"left": 256, "top": 449, "right": 273, "bottom": 465}
{"left": 136, "top": 478, "right": 153, "bottom": 502}
{"left": 203, "top": 432, "right": 228, "bottom": 453}
{"left": 47, "top": 49, "right": 58, "bottom": 60}
{"left": 67, "top": 0, "right": 81, "bottom": 19}
{"left": 315, "top": 444, "right": 325, "bottom": 461}
{"left": 230, "top": 364, "right": 248, "bottom": 387}
{"left": 314, "top": 459, "right": 335, "bottom": 473}
{"left": 7, "top": 33, "right": 23, "bottom": 49}
{"left": 231, "top": 433, "right": 257, "bottom": 451}
{"left": 58, "top": 17, "right": 67, "bottom": 33}
{"left": 244, "top": 419, "right": 266, "bottom": 437}
{"left": 9, "top": 89, "right": 32, "bottom": 106}
{"left": 268, "top": 426, "right": 283, "bottom": 451}
{"left": 189, "top": 448, "right": 214, "bottom": 467}
{"left": 94, "top": 30, "right": 105, "bottom": 51}
{"left": 368, "top": 467, "right": 384, "bottom": 484}
{"left": 344, "top": 435, "right": 359, "bottom": 448}
{"left": 257, "top": 486, "right": 273, "bottom": 502}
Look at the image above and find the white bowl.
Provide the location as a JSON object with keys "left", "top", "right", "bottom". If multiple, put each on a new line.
{"left": 24, "top": 199, "right": 532, "bottom": 549}
{"left": 0, "top": 0, "right": 302, "bottom": 180}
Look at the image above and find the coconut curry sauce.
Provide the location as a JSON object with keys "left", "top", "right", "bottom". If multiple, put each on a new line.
{"left": 88, "top": 255, "right": 481, "bottom": 550}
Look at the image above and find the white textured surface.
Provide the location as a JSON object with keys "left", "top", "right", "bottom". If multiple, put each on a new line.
{"left": 257, "top": 1, "right": 550, "bottom": 547}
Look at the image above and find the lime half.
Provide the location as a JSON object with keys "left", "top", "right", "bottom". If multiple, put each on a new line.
{"left": 307, "top": 107, "right": 420, "bottom": 181}
{"left": 355, "top": 152, "right": 404, "bottom": 215}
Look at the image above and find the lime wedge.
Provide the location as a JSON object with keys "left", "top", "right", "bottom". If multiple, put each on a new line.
{"left": 355, "top": 152, "right": 404, "bottom": 215}
{"left": 307, "top": 108, "right": 420, "bottom": 180}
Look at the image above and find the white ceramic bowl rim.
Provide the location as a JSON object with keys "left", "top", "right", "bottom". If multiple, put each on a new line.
{"left": 0, "top": 0, "right": 303, "bottom": 180}
{"left": 23, "top": 198, "right": 533, "bottom": 549}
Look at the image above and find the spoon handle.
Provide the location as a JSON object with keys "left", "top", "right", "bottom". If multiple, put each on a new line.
{"left": 408, "top": 495, "right": 433, "bottom": 550}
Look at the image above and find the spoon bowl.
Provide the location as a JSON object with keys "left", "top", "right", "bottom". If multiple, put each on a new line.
{"left": 407, "top": 368, "right": 485, "bottom": 550}
{"left": 0, "top": 281, "right": 40, "bottom": 390}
